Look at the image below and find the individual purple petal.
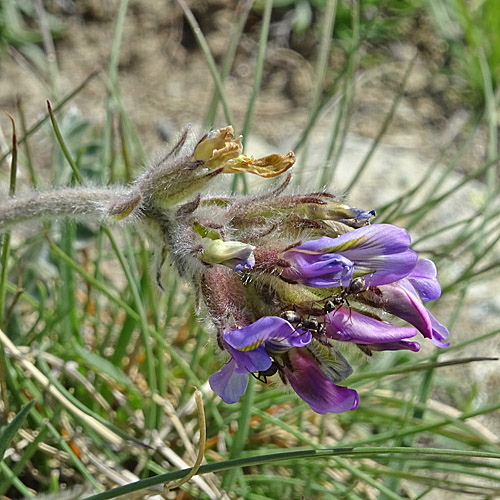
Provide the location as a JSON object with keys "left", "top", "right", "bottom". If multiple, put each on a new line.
{"left": 371, "top": 280, "right": 434, "bottom": 340}
{"left": 280, "top": 250, "right": 354, "bottom": 288}
{"left": 284, "top": 348, "right": 359, "bottom": 414}
{"left": 224, "top": 316, "right": 312, "bottom": 351}
{"left": 428, "top": 310, "right": 451, "bottom": 347}
{"left": 209, "top": 359, "right": 248, "bottom": 404}
{"left": 325, "top": 308, "right": 419, "bottom": 344}
{"left": 227, "top": 345, "right": 272, "bottom": 374}
{"left": 407, "top": 259, "right": 441, "bottom": 302}
{"left": 364, "top": 280, "right": 449, "bottom": 347}
{"left": 266, "top": 328, "right": 312, "bottom": 352}
{"left": 363, "top": 341, "right": 421, "bottom": 352}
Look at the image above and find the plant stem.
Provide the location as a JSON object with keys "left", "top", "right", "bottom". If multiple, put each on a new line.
{"left": 0, "top": 187, "right": 133, "bottom": 232}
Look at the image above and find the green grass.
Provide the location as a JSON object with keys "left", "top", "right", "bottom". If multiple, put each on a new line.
{"left": 1, "top": 1, "right": 500, "bottom": 499}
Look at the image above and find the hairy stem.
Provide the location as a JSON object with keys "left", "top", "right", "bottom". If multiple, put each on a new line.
{"left": 0, "top": 186, "right": 137, "bottom": 232}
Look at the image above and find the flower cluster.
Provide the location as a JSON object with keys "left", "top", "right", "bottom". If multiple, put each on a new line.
{"left": 206, "top": 225, "right": 448, "bottom": 414}
{"left": 128, "top": 126, "right": 449, "bottom": 415}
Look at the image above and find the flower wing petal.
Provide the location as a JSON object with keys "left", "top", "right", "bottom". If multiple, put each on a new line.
{"left": 228, "top": 345, "right": 273, "bottom": 374}
{"left": 209, "top": 359, "right": 248, "bottom": 404}
{"left": 281, "top": 251, "right": 354, "bottom": 288}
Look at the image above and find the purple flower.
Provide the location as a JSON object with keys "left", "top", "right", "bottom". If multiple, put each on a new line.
{"left": 209, "top": 317, "right": 312, "bottom": 405}
{"left": 205, "top": 217, "right": 449, "bottom": 413}
{"left": 209, "top": 316, "right": 363, "bottom": 413}
{"left": 281, "top": 224, "right": 417, "bottom": 288}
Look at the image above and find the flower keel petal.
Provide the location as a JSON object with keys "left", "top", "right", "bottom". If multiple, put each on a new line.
{"left": 284, "top": 349, "right": 358, "bottom": 414}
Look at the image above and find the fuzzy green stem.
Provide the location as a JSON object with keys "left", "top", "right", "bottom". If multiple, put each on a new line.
{"left": 0, "top": 187, "right": 136, "bottom": 232}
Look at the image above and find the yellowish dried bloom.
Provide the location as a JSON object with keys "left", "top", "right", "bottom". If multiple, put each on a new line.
{"left": 193, "top": 126, "right": 295, "bottom": 178}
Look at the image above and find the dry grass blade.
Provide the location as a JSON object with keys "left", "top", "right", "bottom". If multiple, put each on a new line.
{"left": 0, "top": 328, "right": 123, "bottom": 447}
{"left": 166, "top": 390, "right": 207, "bottom": 491}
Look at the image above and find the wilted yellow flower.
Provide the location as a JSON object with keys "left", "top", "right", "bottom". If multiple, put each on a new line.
{"left": 193, "top": 126, "right": 295, "bottom": 178}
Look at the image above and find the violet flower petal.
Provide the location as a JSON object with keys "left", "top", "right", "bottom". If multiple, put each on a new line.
{"left": 224, "top": 316, "right": 312, "bottom": 352}
{"left": 280, "top": 251, "right": 354, "bottom": 288}
{"left": 209, "top": 359, "right": 248, "bottom": 404}
{"left": 407, "top": 258, "right": 441, "bottom": 302}
{"left": 333, "top": 224, "right": 418, "bottom": 286}
{"left": 325, "top": 308, "right": 419, "bottom": 344}
{"left": 284, "top": 225, "right": 417, "bottom": 287}
{"left": 367, "top": 280, "right": 449, "bottom": 347}
{"left": 284, "top": 349, "right": 359, "bottom": 414}
{"left": 428, "top": 310, "right": 451, "bottom": 347}
{"left": 228, "top": 345, "right": 273, "bottom": 374}
{"left": 375, "top": 280, "right": 434, "bottom": 340}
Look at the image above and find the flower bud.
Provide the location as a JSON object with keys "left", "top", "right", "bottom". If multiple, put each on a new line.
{"left": 201, "top": 239, "right": 256, "bottom": 271}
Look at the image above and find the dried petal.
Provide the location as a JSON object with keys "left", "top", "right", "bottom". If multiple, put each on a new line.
{"left": 192, "top": 126, "right": 242, "bottom": 166}
{"left": 224, "top": 152, "right": 295, "bottom": 177}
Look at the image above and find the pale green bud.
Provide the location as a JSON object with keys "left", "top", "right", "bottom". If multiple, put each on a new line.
{"left": 201, "top": 239, "right": 256, "bottom": 271}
